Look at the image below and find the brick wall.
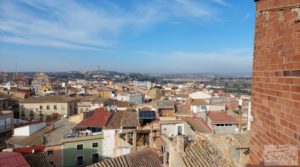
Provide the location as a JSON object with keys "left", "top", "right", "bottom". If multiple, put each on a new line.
{"left": 249, "top": 0, "right": 300, "bottom": 166}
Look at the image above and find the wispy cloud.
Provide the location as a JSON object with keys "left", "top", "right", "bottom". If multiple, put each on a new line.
{"left": 134, "top": 48, "right": 253, "bottom": 74}
{"left": 211, "top": 0, "right": 229, "bottom": 6}
{"left": 0, "top": 0, "right": 221, "bottom": 50}
{"left": 241, "top": 13, "right": 251, "bottom": 22}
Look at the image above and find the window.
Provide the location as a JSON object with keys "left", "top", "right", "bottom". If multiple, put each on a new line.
{"left": 40, "top": 105, "right": 43, "bottom": 110}
{"left": 77, "top": 156, "right": 84, "bottom": 166}
{"left": 77, "top": 144, "right": 83, "bottom": 150}
{"left": 47, "top": 105, "right": 50, "bottom": 110}
{"left": 201, "top": 105, "right": 207, "bottom": 111}
{"left": 177, "top": 125, "right": 183, "bottom": 135}
{"left": 54, "top": 105, "right": 57, "bottom": 110}
{"left": 47, "top": 150, "right": 54, "bottom": 155}
{"left": 30, "top": 111, "right": 34, "bottom": 119}
{"left": 92, "top": 142, "right": 98, "bottom": 148}
{"left": 92, "top": 154, "right": 99, "bottom": 163}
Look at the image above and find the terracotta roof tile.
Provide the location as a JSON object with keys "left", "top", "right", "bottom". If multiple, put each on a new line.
{"left": 78, "top": 107, "right": 111, "bottom": 128}
{"left": 87, "top": 149, "right": 162, "bottom": 167}
{"left": 0, "top": 152, "right": 30, "bottom": 167}
{"left": 106, "top": 111, "right": 139, "bottom": 129}
{"left": 189, "top": 99, "right": 208, "bottom": 106}
{"left": 208, "top": 111, "right": 237, "bottom": 124}
{"left": 182, "top": 117, "right": 212, "bottom": 133}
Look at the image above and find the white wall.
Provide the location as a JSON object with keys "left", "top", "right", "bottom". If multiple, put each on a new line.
{"left": 207, "top": 105, "right": 225, "bottom": 111}
{"left": 116, "top": 94, "right": 130, "bottom": 101}
{"left": 91, "top": 103, "right": 103, "bottom": 110}
{"left": 13, "top": 122, "right": 45, "bottom": 136}
{"left": 191, "top": 105, "right": 207, "bottom": 113}
{"left": 102, "top": 129, "right": 116, "bottom": 158}
{"left": 160, "top": 123, "right": 185, "bottom": 137}
{"left": 189, "top": 91, "right": 212, "bottom": 99}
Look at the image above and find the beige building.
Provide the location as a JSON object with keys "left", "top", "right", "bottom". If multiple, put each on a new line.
{"left": 78, "top": 96, "right": 106, "bottom": 113}
{"left": 19, "top": 96, "right": 79, "bottom": 121}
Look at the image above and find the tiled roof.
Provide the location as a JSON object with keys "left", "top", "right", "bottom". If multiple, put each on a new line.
{"left": 208, "top": 133, "right": 250, "bottom": 166}
{"left": 208, "top": 111, "right": 238, "bottom": 124}
{"left": 106, "top": 99, "right": 133, "bottom": 107}
{"left": 0, "top": 152, "right": 30, "bottom": 167}
{"left": 182, "top": 140, "right": 231, "bottom": 167}
{"left": 77, "top": 108, "right": 111, "bottom": 128}
{"left": 14, "top": 145, "right": 46, "bottom": 154}
{"left": 232, "top": 133, "right": 250, "bottom": 148}
{"left": 189, "top": 99, "right": 208, "bottom": 106}
{"left": 182, "top": 117, "right": 212, "bottom": 133}
{"left": 106, "top": 111, "right": 139, "bottom": 129}
{"left": 87, "top": 149, "right": 162, "bottom": 167}
{"left": 23, "top": 152, "right": 52, "bottom": 167}
{"left": 20, "top": 96, "right": 79, "bottom": 103}
{"left": 154, "top": 137, "right": 166, "bottom": 148}
{"left": 156, "top": 100, "right": 174, "bottom": 108}
{"left": 176, "top": 104, "right": 192, "bottom": 116}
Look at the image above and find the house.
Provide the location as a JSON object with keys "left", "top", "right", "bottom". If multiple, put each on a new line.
{"left": 19, "top": 96, "right": 79, "bottom": 121}
{"left": 0, "top": 96, "right": 20, "bottom": 119}
{"left": 175, "top": 103, "right": 193, "bottom": 117}
{"left": 188, "top": 91, "right": 211, "bottom": 100}
{"left": 144, "top": 88, "right": 161, "bottom": 100}
{"left": 189, "top": 99, "right": 208, "bottom": 114}
{"left": 0, "top": 110, "right": 13, "bottom": 149}
{"left": 62, "top": 108, "right": 111, "bottom": 167}
{"left": 10, "top": 89, "right": 32, "bottom": 99}
{"left": 98, "top": 87, "right": 113, "bottom": 98}
{"left": 207, "top": 111, "right": 238, "bottom": 134}
{"left": 105, "top": 100, "right": 134, "bottom": 111}
{"left": 156, "top": 100, "right": 175, "bottom": 117}
{"left": 116, "top": 92, "right": 143, "bottom": 104}
{"left": 160, "top": 120, "right": 195, "bottom": 138}
{"left": 43, "top": 117, "right": 78, "bottom": 167}
{"left": 182, "top": 117, "right": 212, "bottom": 135}
{"left": 78, "top": 96, "right": 106, "bottom": 113}
{"left": 6, "top": 122, "right": 51, "bottom": 148}
{"left": 31, "top": 73, "right": 50, "bottom": 96}
{"left": 105, "top": 110, "right": 140, "bottom": 156}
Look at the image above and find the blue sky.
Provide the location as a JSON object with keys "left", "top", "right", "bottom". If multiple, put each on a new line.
{"left": 0, "top": 0, "right": 255, "bottom": 74}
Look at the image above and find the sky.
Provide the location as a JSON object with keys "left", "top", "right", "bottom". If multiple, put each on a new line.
{"left": 0, "top": 0, "right": 256, "bottom": 74}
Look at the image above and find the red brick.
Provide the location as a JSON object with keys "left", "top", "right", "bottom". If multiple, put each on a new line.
{"left": 249, "top": 0, "right": 300, "bottom": 165}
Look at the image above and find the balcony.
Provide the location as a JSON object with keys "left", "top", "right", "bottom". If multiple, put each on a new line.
{"left": 63, "top": 132, "right": 104, "bottom": 143}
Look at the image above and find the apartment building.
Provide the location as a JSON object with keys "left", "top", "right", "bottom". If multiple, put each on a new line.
{"left": 19, "top": 96, "right": 79, "bottom": 120}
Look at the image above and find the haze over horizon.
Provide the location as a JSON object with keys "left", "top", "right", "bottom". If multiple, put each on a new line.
{"left": 0, "top": 0, "right": 255, "bottom": 74}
